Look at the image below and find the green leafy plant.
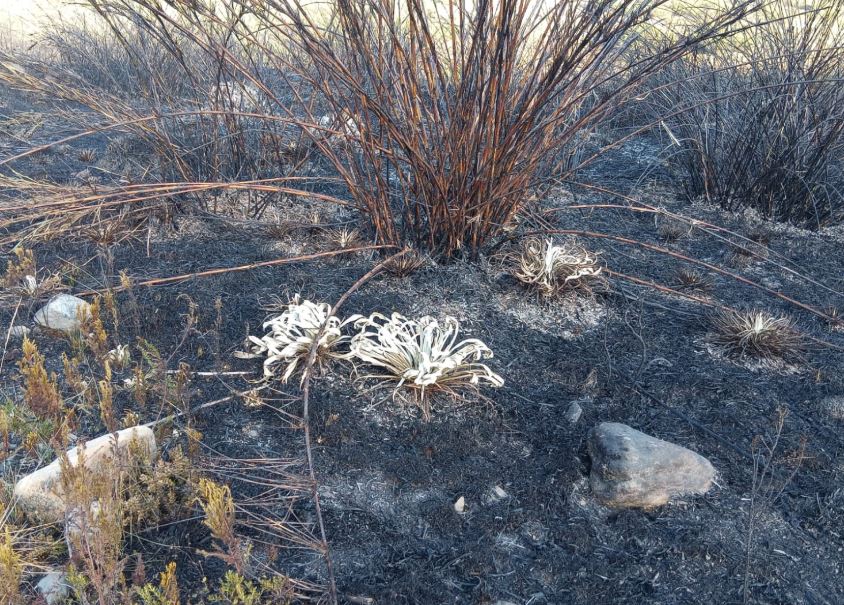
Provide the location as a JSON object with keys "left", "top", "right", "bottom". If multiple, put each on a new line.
{"left": 209, "top": 571, "right": 293, "bottom": 605}
{"left": 136, "top": 561, "right": 179, "bottom": 605}
{"left": 125, "top": 446, "right": 195, "bottom": 530}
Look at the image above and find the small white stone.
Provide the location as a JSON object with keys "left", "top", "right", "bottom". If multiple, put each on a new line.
{"left": 36, "top": 571, "right": 69, "bottom": 605}
{"left": 453, "top": 496, "right": 466, "bottom": 513}
{"left": 33, "top": 294, "right": 91, "bottom": 334}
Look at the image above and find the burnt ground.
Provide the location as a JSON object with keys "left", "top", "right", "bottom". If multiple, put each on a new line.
{"left": 2, "top": 89, "right": 844, "bottom": 605}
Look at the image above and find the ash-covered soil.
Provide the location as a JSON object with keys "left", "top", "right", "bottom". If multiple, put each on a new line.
{"left": 2, "top": 90, "right": 844, "bottom": 605}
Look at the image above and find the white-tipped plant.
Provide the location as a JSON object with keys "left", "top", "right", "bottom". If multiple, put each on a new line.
{"left": 348, "top": 313, "right": 503, "bottom": 415}
{"left": 711, "top": 309, "right": 804, "bottom": 360}
{"left": 510, "top": 237, "right": 603, "bottom": 296}
{"left": 235, "top": 297, "right": 358, "bottom": 383}
{"left": 325, "top": 227, "right": 362, "bottom": 249}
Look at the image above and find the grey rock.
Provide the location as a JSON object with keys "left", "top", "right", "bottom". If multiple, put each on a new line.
{"left": 588, "top": 422, "right": 715, "bottom": 508}
{"left": 565, "top": 401, "right": 583, "bottom": 424}
{"left": 33, "top": 294, "right": 90, "bottom": 334}
{"left": 7, "top": 325, "right": 30, "bottom": 339}
{"left": 821, "top": 396, "right": 844, "bottom": 421}
{"left": 13, "top": 426, "right": 156, "bottom": 524}
{"left": 483, "top": 485, "right": 508, "bottom": 505}
{"left": 36, "top": 571, "right": 69, "bottom": 605}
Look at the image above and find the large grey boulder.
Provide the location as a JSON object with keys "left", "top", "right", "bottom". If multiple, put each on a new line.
{"left": 13, "top": 426, "right": 156, "bottom": 524}
{"left": 33, "top": 294, "right": 90, "bottom": 334}
{"left": 588, "top": 422, "right": 715, "bottom": 508}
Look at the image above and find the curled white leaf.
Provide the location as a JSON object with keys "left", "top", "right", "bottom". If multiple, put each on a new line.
{"left": 347, "top": 312, "right": 504, "bottom": 393}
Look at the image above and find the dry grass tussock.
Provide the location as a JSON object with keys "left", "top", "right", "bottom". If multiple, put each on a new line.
{"left": 711, "top": 308, "right": 805, "bottom": 360}
{"left": 645, "top": 2, "right": 844, "bottom": 228}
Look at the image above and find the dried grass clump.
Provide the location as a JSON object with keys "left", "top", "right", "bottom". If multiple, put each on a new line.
{"left": 348, "top": 313, "right": 503, "bottom": 415}
{"left": 823, "top": 306, "right": 843, "bottom": 331}
{"left": 18, "top": 337, "right": 63, "bottom": 420}
{"left": 78, "top": 148, "right": 97, "bottom": 163}
{"left": 235, "top": 297, "right": 357, "bottom": 382}
{"left": 1, "top": 247, "right": 62, "bottom": 300}
{"left": 61, "top": 454, "right": 128, "bottom": 603}
{"left": 265, "top": 221, "right": 295, "bottom": 240}
{"left": 196, "top": 478, "right": 250, "bottom": 574}
{"left": 509, "top": 238, "right": 604, "bottom": 296}
{"left": 657, "top": 218, "right": 689, "bottom": 243}
{"left": 675, "top": 268, "right": 712, "bottom": 293}
{"left": 2, "top": 0, "right": 757, "bottom": 257}
{"left": 648, "top": 2, "right": 844, "bottom": 228}
{"left": 0, "top": 528, "right": 22, "bottom": 605}
{"left": 711, "top": 309, "right": 804, "bottom": 360}
{"left": 383, "top": 249, "right": 429, "bottom": 277}
{"left": 325, "top": 227, "right": 362, "bottom": 249}
{"left": 726, "top": 241, "right": 768, "bottom": 268}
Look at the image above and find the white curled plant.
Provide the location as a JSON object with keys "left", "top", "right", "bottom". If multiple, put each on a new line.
{"left": 512, "top": 237, "right": 602, "bottom": 296}
{"left": 235, "top": 297, "right": 359, "bottom": 383}
{"left": 348, "top": 313, "right": 504, "bottom": 398}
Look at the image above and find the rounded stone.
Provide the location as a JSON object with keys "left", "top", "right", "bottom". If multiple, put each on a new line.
{"left": 588, "top": 422, "right": 716, "bottom": 509}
